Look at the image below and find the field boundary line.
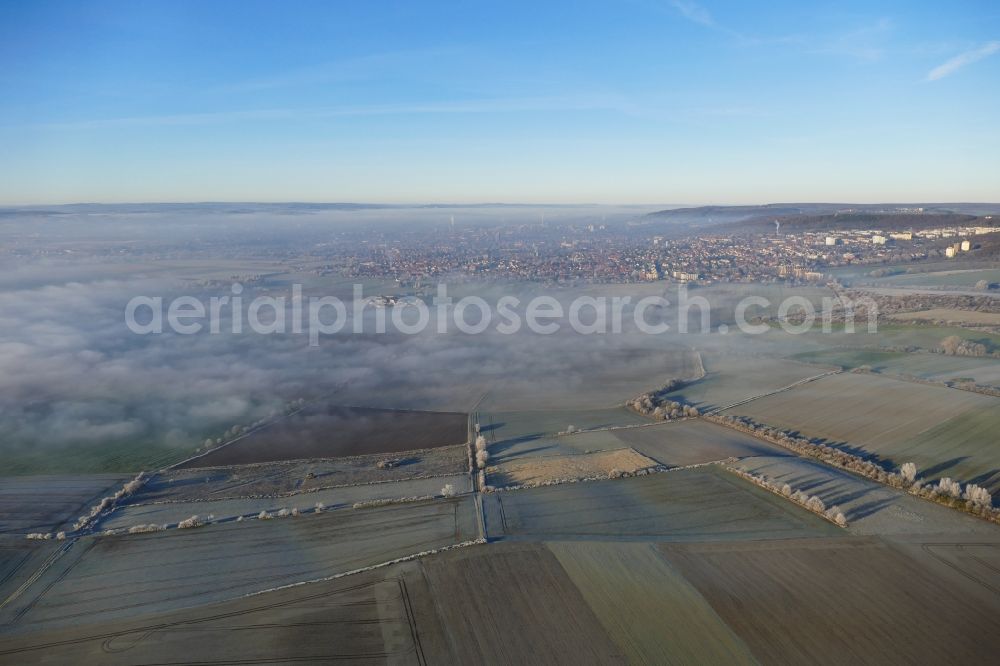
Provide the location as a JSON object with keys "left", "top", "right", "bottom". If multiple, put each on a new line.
{"left": 709, "top": 369, "right": 841, "bottom": 414}
{"left": 164, "top": 404, "right": 310, "bottom": 472}
{"left": 556, "top": 416, "right": 698, "bottom": 436}
{"left": 239, "top": 538, "right": 487, "bottom": 600}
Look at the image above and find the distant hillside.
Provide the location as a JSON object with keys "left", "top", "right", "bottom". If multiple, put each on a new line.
{"left": 728, "top": 212, "right": 989, "bottom": 233}
{"left": 642, "top": 204, "right": 811, "bottom": 225}
{"left": 644, "top": 203, "right": 1000, "bottom": 227}
{"left": 970, "top": 232, "right": 1000, "bottom": 259}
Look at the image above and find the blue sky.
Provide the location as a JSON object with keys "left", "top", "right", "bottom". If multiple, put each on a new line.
{"left": 1, "top": 0, "right": 998, "bottom": 204}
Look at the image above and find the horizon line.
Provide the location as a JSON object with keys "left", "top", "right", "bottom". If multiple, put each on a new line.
{"left": 3, "top": 200, "right": 1000, "bottom": 210}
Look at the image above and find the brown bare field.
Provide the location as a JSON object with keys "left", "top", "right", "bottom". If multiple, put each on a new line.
{"left": 611, "top": 419, "right": 790, "bottom": 466}
{"left": 917, "top": 542, "right": 1000, "bottom": 598}
{"left": 0, "top": 475, "right": 128, "bottom": 535}
{"left": 548, "top": 541, "right": 756, "bottom": 664}
{"left": 661, "top": 537, "right": 1000, "bottom": 664}
{"left": 0, "top": 559, "right": 457, "bottom": 665}
{"left": 138, "top": 445, "right": 467, "bottom": 502}
{"left": 175, "top": 405, "right": 467, "bottom": 469}
{"left": 487, "top": 448, "right": 656, "bottom": 487}
{"left": 421, "top": 542, "right": 626, "bottom": 664}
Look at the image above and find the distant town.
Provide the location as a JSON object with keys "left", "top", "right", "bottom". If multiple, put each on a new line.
{"left": 326, "top": 216, "right": 1000, "bottom": 287}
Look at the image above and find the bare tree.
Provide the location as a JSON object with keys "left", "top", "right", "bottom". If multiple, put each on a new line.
{"left": 964, "top": 484, "right": 992, "bottom": 507}
{"left": 936, "top": 477, "right": 962, "bottom": 498}
{"left": 900, "top": 462, "right": 917, "bottom": 483}
{"left": 940, "top": 335, "right": 962, "bottom": 355}
{"left": 128, "top": 523, "right": 166, "bottom": 534}
{"left": 806, "top": 495, "right": 826, "bottom": 513}
{"left": 941, "top": 335, "right": 988, "bottom": 357}
{"left": 441, "top": 483, "right": 456, "bottom": 497}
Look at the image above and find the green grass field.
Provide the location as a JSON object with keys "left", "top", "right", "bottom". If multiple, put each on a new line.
{"left": 790, "top": 348, "right": 1000, "bottom": 384}
{"left": 878, "top": 267, "right": 1000, "bottom": 287}
{"left": 0, "top": 441, "right": 191, "bottom": 476}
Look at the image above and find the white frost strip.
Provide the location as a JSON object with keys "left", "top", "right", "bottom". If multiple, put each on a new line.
{"left": 240, "top": 538, "right": 487, "bottom": 599}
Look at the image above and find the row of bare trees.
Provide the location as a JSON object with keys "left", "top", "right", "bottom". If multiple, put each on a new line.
{"left": 199, "top": 398, "right": 307, "bottom": 452}
{"left": 726, "top": 466, "right": 847, "bottom": 526}
{"left": 710, "top": 413, "right": 999, "bottom": 522}
{"left": 627, "top": 380, "right": 700, "bottom": 420}
{"left": 71, "top": 471, "right": 148, "bottom": 533}
{"left": 904, "top": 464, "right": 994, "bottom": 511}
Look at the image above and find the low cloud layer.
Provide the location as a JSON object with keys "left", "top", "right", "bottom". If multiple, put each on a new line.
{"left": 0, "top": 268, "right": 695, "bottom": 468}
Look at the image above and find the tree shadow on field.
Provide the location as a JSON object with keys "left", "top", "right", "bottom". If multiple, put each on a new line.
{"left": 967, "top": 468, "right": 1000, "bottom": 491}
{"left": 683, "top": 398, "right": 719, "bottom": 412}
{"left": 847, "top": 495, "right": 898, "bottom": 520}
{"left": 480, "top": 422, "right": 504, "bottom": 433}
{"left": 918, "top": 456, "right": 971, "bottom": 482}
{"left": 490, "top": 434, "right": 542, "bottom": 455}
{"left": 783, "top": 472, "right": 834, "bottom": 495}
{"left": 825, "top": 486, "right": 882, "bottom": 508}
{"left": 807, "top": 436, "right": 900, "bottom": 473}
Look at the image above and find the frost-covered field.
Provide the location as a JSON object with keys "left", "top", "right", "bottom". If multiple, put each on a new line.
{"left": 610, "top": 419, "right": 790, "bottom": 467}
{"left": 4, "top": 496, "right": 478, "bottom": 632}
{"left": 664, "top": 356, "right": 829, "bottom": 411}
{"left": 98, "top": 474, "right": 472, "bottom": 531}
{"left": 0, "top": 475, "right": 128, "bottom": 535}
{"left": 727, "top": 372, "right": 1000, "bottom": 492}
{"left": 487, "top": 468, "right": 839, "bottom": 540}
{"left": 731, "top": 455, "right": 999, "bottom": 536}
